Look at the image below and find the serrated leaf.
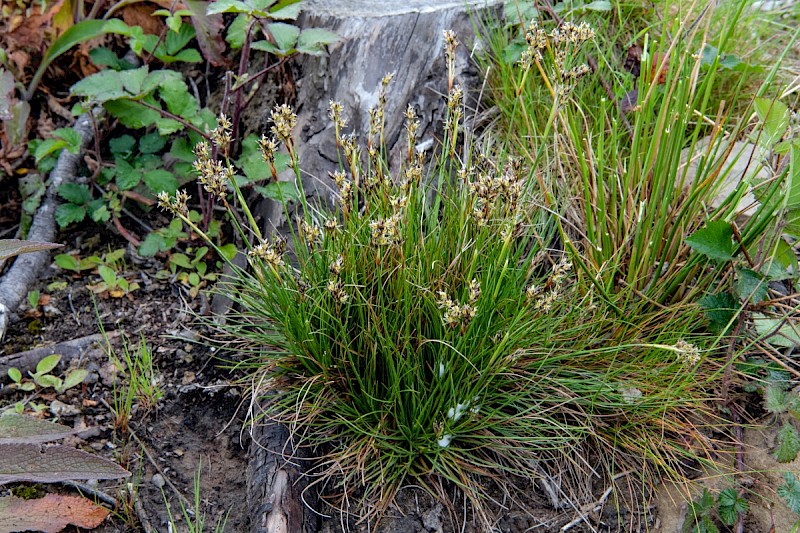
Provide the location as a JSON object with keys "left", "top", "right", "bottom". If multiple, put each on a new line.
{"left": 686, "top": 220, "right": 737, "bottom": 261}
{"left": 206, "top": 0, "right": 251, "bottom": 14}
{"left": 0, "top": 443, "right": 129, "bottom": 484}
{"left": 775, "top": 422, "right": 800, "bottom": 463}
{"left": 0, "top": 414, "right": 81, "bottom": 444}
{"left": 57, "top": 183, "right": 91, "bottom": 205}
{"left": 225, "top": 13, "right": 248, "bottom": 49}
{"left": 71, "top": 66, "right": 149, "bottom": 102}
{"left": 699, "top": 292, "right": 739, "bottom": 334}
{"left": 736, "top": 267, "right": 768, "bottom": 303}
{"left": 35, "top": 354, "right": 61, "bottom": 375}
{"left": 139, "top": 132, "right": 167, "bottom": 154}
{"left": 143, "top": 169, "right": 179, "bottom": 195}
{"left": 766, "top": 384, "right": 790, "bottom": 414}
{"left": 296, "top": 28, "right": 340, "bottom": 55}
{"left": 269, "top": 0, "right": 301, "bottom": 19}
{"left": 753, "top": 314, "right": 800, "bottom": 349}
{"left": 0, "top": 240, "right": 62, "bottom": 261}
{"left": 251, "top": 40, "right": 280, "bottom": 55}
{"left": 779, "top": 472, "right": 800, "bottom": 513}
{"left": 105, "top": 99, "right": 161, "bottom": 129}
{"left": 109, "top": 134, "right": 136, "bottom": 155}
{"left": 55, "top": 204, "right": 86, "bottom": 227}
{"left": 717, "top": 488, "right": 748, "bottom": 526}
{"left": 255, "top": 181, "right": 299, "bottom": 202}
{"left": 266, "top": 22, "right": 300, "bottom": 52}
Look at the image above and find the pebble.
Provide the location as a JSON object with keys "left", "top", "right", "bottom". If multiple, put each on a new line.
{"left": 152, "top": 473, "right": 166, "bottom": 489}
{"left": 50, "top": 399, "right": 80, "bottom": 417}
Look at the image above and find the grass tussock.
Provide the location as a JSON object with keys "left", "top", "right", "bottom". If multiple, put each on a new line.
{"left": 159, "top": 0, "right": 798, "bottom": 527}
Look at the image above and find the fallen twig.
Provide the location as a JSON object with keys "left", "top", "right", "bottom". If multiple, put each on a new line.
{"left": 0, "top": 113, "right": 96, "bottom": 339}
{"left": 0, "top": 331, "right": 118, "bottom": 377}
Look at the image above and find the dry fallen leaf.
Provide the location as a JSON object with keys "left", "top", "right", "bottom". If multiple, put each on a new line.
{"left": 0, "top": 493, "right": 110, "bottom": 533}
{"left": 0, "top": 443, "right": 130, "bottom": 484}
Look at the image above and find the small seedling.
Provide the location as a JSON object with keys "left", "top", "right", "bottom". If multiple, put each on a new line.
{"left": 7, "top": 354, "right": 88, "bottom": 395}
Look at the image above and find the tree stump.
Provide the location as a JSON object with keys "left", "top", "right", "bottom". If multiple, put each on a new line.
{"left": 245, "top": 2, "right": 502, "bottom": 531}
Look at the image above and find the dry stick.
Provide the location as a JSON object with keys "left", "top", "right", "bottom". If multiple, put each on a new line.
{"left": 0, "top": 331, "right": 119, "bottom": 377}
{"left": 0, "top": 113, "right": 94, "bottom": 331}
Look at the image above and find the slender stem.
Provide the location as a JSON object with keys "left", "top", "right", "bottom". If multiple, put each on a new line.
{"left": 137, "top": 100, "right": 211, "bottom": 140}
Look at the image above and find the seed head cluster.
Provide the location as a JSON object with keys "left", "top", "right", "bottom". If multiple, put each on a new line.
{"left": 193, "top": 140, "right": 231, "bottom": 201}
{"left": 437, "top": 279, "right": 480, "bottom": 330}
{"left": 527, "top": 256, "right": 573, "bottom": 313}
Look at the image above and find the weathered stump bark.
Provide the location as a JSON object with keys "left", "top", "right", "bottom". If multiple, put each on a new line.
{"left": 246, "top": 2, "right": 502, "bottom": 531}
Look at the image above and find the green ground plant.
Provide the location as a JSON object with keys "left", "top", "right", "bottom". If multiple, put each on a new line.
{"left": 99, "top": 328, "right": 163, "bottom": 435}
{"left": 150, "top": 5, "right": 799, "bottom": 522}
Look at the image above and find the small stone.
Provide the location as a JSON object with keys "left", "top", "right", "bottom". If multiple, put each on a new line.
{"left": 49, "top": 399, "right": 80, "bottom": 417}
{"left": 181, "top": 371, "right": 196, "bottom": 385}
{"left": 152, "top": 473, "right": 165, "bottom": 489}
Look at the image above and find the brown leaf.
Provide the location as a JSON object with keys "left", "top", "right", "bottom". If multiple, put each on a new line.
{"left": 121, "top": 3, "right": 165, "bottom": 35}
{"left": 0, "top": 443, "right": 130, "bottom": 484}
{"left": 0, "top": 414, "right": 79, "bottom": 444}
{"left": 7, "top": 0, "right": 65, "bottom": 50}
{"left": 185, "top": 0, "right": 227, "bottom": 66}
{"left": 0, "top": 493, "right": 110, "bottom": 533}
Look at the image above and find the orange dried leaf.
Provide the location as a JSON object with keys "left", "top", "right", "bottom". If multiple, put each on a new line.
{"left": 0, "top": 493, "right": 110, "bottom": 533}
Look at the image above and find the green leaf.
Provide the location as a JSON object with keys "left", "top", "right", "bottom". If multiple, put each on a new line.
{"left": 266, "top": 22, "right": 300, "bottom": 52}
{"left": 57, "top": 183, "right": 91, "bottom": 205}
{"left": 139, "top": 133, "right": 167, "bottom": 154}
{"left": 206, "top": 0, "right": 251, "bottom": 14}
{"left": 503, "top": 1, "right": 537, "bottom": 25}
{"left": 225, "top": 14, "right": 248, "bottom": 49}
{"left": 255, "top": 181, "right": 299, "bottom": 202}
{"left": 143, "top": 169, "right": 179, "bottom": 195}
{"left": 296, "top": 28, "right": 340, "bottom": 55}
{"left": 110, "top": 135, "right": 136, "bottom": 155}
{"left": 7, "top": 368, "right": 21, "bottom": 383}
{"left": 753, "top": 314, "right": 800, "bottom": 349}
{"left": 88, "top": 199, "right": 110, "bottom": 223}
{"left": 167, "top": 48, "right": 203, "bottom": 63}
{"left": 766, "top": 384, "right": 790, "bottom": 414}
{"left": 699, "top": 292, "right": 739, "bottom": 334}
{"left": 686, "top": 220, "right": 737, "bottom": 261}
{"left": 735, "top": 268, "right": 767, "bottom": 303}
{"left": 269, "top": 0, "right": 302, "bottom": 19}
{"left": 170, "top": 253, "right": 192, "bottom": 269}
{"left": 35, "top": 354, "right": 61, "bottom": 376}
{"left": 71, "top": 66, "right": 150, "bottom": 102}
{"left": 97, "top": 265, "right": 117, "bottom": 287}
{"left": 188, "top": 272, "right": 200, "bottom": 286}
{"left": 585, "top": 0, "right": 612, "bottom": 11}
{"left": 218, "top": 243, "right": 237, "bottom": 262}
{"left": 104, "top": 99, "right": 161, "bottom": 129}
{"left": 55, "top": 204, "right": 87, "bottom": 227}
{"left": 754, "top": 97, "right": 789, "bottom": 148}
{"left": 115, "top": 159, "right": 142, "bottom": 190}
{"left": 138, "top": 232, "right": 167, "bottom": 257}
{"left": 63, "top": 369, "right": 88, "bottom": 390}
{"left": 250, "top": 40, "right": 280, "bottom": 55}
{"left": 717, "top": 488, "right": 748, "bottom": 526}
{"left": 26, "top": 19, "right": 125, "bottom": 99}
{"left": 775, "top": 422, "right": 800, "bottom": 463}
{"left": 158, "top": 76, "right": 197, "bottom": 119}
{"left": 54, "top": 254, "right": 80, "bottom": 272}
{"left": 779, "top": 472, "right": 800, "bottom": 513}
{"left": 169, "top": 137, "right": 196, "bottom": 163}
